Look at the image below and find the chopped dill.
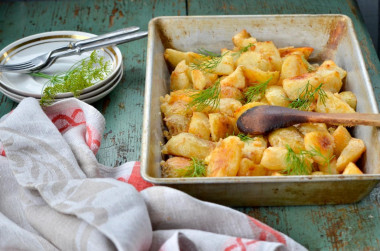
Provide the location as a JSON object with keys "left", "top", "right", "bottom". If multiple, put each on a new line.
{"left": 175, "top": 157, "right": 206, "bottom": 177}
{"left": 187, "top": 79, "right": 221, "bottom": 111}
{"left": 190, "top": 49, "right": 228, "bottom": 73}
{"left": 32, "top": 50, "right": 111, "bottom": 106}
{"left": 232, "top": 43, "right": 255, "bottom": 56}
{"left": 197, "top": 48, "right": 221, "bottom": 57}
{"left": 288, "top": 82, "right": 327, "bottom": 110}
{"left": 244, "top": 77, "right": 272, "bottom": 103}
{"left": 284, "top": 145, "right": 335, "bottom": 175}
{"left": 284, "top": 146, "right": 313, "bottom": 175}
{"left": 309, "top": 146, "right": 335, "bottom": 172}
{"left": 301, "top": 55, "right": 316, "bottom": 72}
{"left": 237, "top": 133, "right": 253, "bottom": 142}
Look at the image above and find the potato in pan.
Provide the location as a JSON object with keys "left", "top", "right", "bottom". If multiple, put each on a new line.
{"left": 160, "top": 29, "right": 365, "bottom": 178}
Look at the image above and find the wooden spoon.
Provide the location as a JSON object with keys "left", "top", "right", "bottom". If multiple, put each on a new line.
{"left": 237, "top": 105, "right": 380, "bottom": 135}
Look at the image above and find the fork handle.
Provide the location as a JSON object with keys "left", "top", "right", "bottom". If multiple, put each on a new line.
{"left": 70, "top": 27, "right": 140, "bottom": 48}
{"left": 51, "top": 31, "right": 148, "bottom": 59}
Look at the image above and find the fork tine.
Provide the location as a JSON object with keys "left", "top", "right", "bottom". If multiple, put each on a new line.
{"left": 0, "top": 62, "right": 35, "bottom": 70}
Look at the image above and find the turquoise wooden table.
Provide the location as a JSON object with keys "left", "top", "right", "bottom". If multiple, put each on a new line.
{"left": 1, "top": 0, "right": 379, "bottom": 250}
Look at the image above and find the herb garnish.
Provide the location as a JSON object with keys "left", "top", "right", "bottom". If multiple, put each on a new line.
{"left": 288, "top": 82, "right": 327, "bottom": 110}
{"left": 175, "top": 157, "right": 207, "bottom": 177}
{"left": 301, "top": 55, "right": 316, "bottom": 72}
{"left": 309, "top": 146, "right": 335, "bottom": 173}
{"left": 187, "top": 79, "right": 221, "bottom": 111}
{"left": 190, "top": 49, "right": 228, "bottom": 73}
{"left": 32, "top": 51, "right": 111, "bottom": 106}
{"left": 244, "top": 77, "right": 272, "bottom": 103}
{"left": 232, "top": 43, "right": 255, "bottom": 57}
{"left": 237, "top": 133, "right": 253, "bottom": 142}
{"left": 284, "top": 145, "right": 334, "bottom": 175}
{"left": 284, "top": 146, "right": 313, "bottom": 175}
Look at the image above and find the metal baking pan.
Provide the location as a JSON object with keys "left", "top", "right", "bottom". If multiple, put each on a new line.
{"left": 141, "top": 15, "right": 380, "bottom": 206}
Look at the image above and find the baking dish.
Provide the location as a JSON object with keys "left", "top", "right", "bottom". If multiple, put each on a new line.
{"left": 141, "top": 15, "right": 380, "bottom": 206}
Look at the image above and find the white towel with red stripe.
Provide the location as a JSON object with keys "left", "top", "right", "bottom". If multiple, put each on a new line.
{"left": 0, "top": 97, "right": 307, "bottom": 251}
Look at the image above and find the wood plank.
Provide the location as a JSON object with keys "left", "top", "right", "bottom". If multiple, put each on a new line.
{"left": 0, "top": 1, "right": 379, "bottom": 250}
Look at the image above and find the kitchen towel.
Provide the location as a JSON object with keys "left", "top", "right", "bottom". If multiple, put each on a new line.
{"left": 0, "top": 97, "right": 306, "bottom": 251}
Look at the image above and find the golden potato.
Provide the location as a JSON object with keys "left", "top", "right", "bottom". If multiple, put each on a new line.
{"left": 336, "top": 138, "right": 366, "bottom": 172}
{"left": 264, "top": 85, "right": 290, "bottom": 107}
{"left": 160, "top": 89, "right": 194, "bottom": 118}
{"left": 170, "top": 60, "right": 192, "bottom": 90}
{"left": 242, "top": 135, "right": 267, "bottom": 164}
{"left": 188, "top": 112, "right": 211, "bottom": 140}
{"left": 319, "top": 60, "right": 347, "bottom": 80}
{"left": 278, "top": 46, "right": 314, "bottom": 59}
{"left": 219, "top": 98, "right": 243, "bottom": 117}
{"left": 260, "top": 146, "right": 288, "bottom": 171}
{"left": 162, "top": 132, "right": 216, "bottom": 160}
{"left": 304, "top": 131, "right": 335, "bottom": 165}
{"left": 297, "top": 123, "right": 328, "bottom": 136}
{"left": 236, "top": 41, "right": 282, "bottom": 72}
{"left": 238, "top": 158, "right": 267, "bottom": 176}
{"left": 161, "top": 157, "right": 192, "bottom": 178}
{"left": 318, "top": 157, "right": 339, "bottom": 174}
{"left": 282, "top": 72, "right": 322, "bottom": 101}
{"left": 243, "top": 67, "right": 280, "bottom": 86}
{"left": 232, "top": 29, "right": 257, "bottom": 48}
{"left": 213, "top": 54, "right": 235, "bottom": 75}
{"left": 316, "top": 69, "right": 343, "bottom": 94}
{"left": 336, "top": 91, "right": 357, "bottom": 110}
{"left": 220, "top": 65, "right": 246, "bottom": 89}
{"left": 164, "top": 114, "right": 190, "bottom": 138}
{"left": 332, "top": 125, "right": 352, "bottom": 157}
{"left": 207, "top": 136, "right": 244, "bottom": 177}
{"left": 208, "top": 113, "right": 235, "bottom": 142}
{"left": 252, "top": 41, "right": 282, "bottom": 71}
{"left": 191, "top": 69, "right": 218, "bottom": 90}
{"left": 312, "top": 171, "right": 325, "bottom": 175}
{"left": 164, "top": 49, "right": 203, "bottom": 68}
{"left": 342, "top": 162, "right": 363, "bottom": 175}
{"left": 234, "top": 102, "right": 267, "bottom": 120}
{"left": 268, "top": 127, "right": 305, "bottom": 153}
{"left": 220, "top": 86, "right": 244, "bottom": 100}
{"left": 316, "top": 91, "right": 355, "bottom": 114}
{"left": 279, "top": 54, "right": 308, "bottom": 84}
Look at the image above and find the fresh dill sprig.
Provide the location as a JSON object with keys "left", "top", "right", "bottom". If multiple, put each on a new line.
{"left": 190, "top": 49, "right": 228, "bottom": 73}
{"left": 244, "top": 77, "right": 272, "bottom": 103}
{"left": 232, "top": 43, "right": 255, "bottom": 57}
{"left": 301, "top": 55, "right": 316, "bottom": 72}
{"left": 308, "top": 146, "right": 335, "bottom": 172}
{"left": 175, "top": 157, "right": 207, "bottom": 177}
{"left": 288, "top": 82, "right": 327, "bottom": 110}
{"left": 187, "top": 79, "right": 221, "bottom": 111}
{"left": 284, "top": 145, "right": 335, "bottom": 175}
{"left": 284, "top": 145, "right": 313, "bottom": 175}
{"left": 236, "top": 133, "right": 253, "bottom": 142}
{"left": 32, "top": 50, "right": 111, "bottom": 106}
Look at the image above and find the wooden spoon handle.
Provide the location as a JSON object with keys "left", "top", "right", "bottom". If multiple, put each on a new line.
{"left": 237, "top": 105, "right": 380, "bottom": 135}
{"left": 308, "top": 112, "right": 380, "bottom": 126}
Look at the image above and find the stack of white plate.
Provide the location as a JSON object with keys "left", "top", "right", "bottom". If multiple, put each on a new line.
{"left": 0, "top": 31, "right": 123, "bottom": 104}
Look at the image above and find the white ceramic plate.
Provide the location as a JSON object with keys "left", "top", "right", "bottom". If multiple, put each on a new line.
{"left": 0, "top": 30, "right": 122, "bottom": 98}
{"left": 0, "top": 66, "right": 123, "bottom": 104}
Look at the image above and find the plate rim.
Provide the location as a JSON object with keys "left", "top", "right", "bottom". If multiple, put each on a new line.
{"left": 0, "top": 30, "right": 122, "bottom": 97}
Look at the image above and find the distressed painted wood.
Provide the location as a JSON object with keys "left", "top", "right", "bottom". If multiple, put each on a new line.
{"left": 0, "top": 0, "right": 379, "bottom": 250}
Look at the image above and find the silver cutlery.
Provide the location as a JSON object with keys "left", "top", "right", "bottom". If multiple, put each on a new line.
{"left": 0, "top": 27, "right": 147, "bottom": 73}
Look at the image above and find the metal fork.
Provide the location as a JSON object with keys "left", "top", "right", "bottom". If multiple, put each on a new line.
{"left": 0, "top": 27, "right": 146, "bottom": 73}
